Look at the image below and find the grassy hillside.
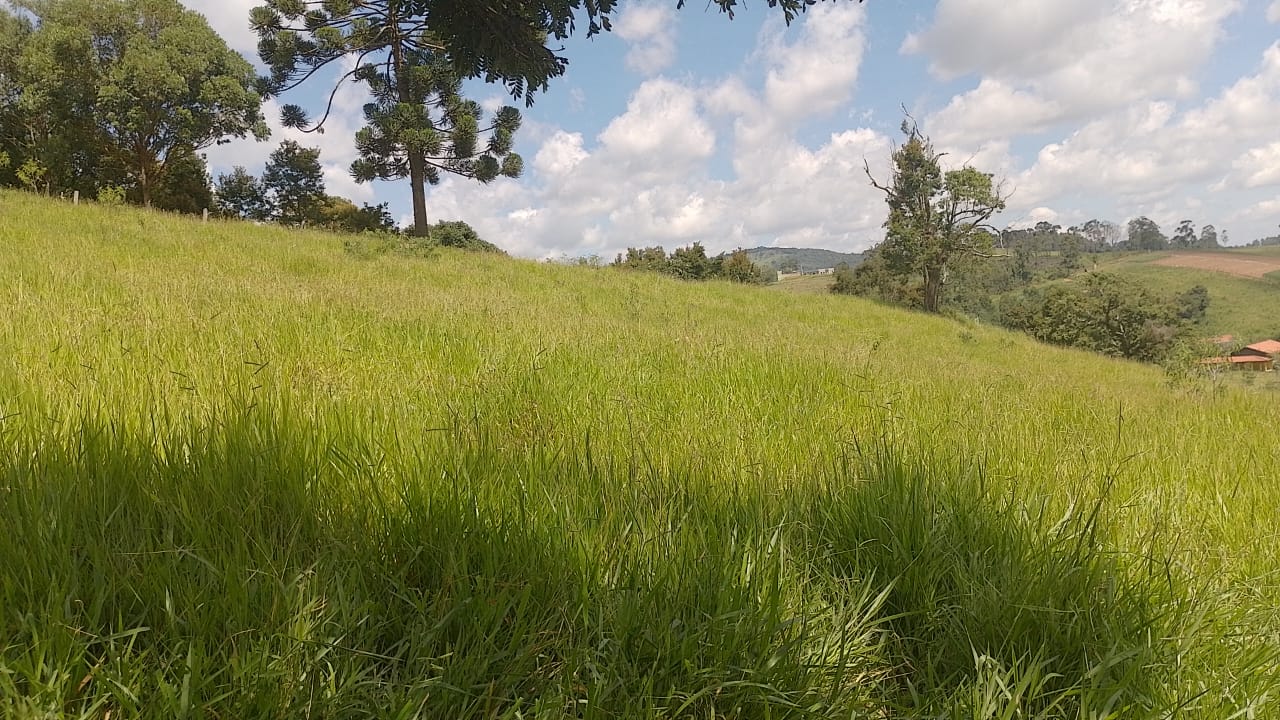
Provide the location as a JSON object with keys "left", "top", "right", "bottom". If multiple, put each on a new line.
{"left": 745, "top": 246, "right": 863, "bottom": 272}
{"left": 2, "top": 191, "right": 1278, "bottom": 718}
{"left": 1087, "top": 252, "right": 1280, "bottom": 341}
{"left": 770, "top": 272, "right": 836, "bottom": 294}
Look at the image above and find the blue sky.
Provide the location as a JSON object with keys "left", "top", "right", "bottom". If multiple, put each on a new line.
{"left": 190, "top": 0, "right": 1280, "bottom": 257}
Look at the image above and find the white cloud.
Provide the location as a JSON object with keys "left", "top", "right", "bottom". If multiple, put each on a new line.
{"left": 912, "top": 0, "right": 1241, "bottom": 141}
{"left": 406, "top": 9, "right": 891, "bottom": 261}
{"left": 996, "top": 41, "right": 1280, "bottom": 234}
{"left": 1269, "top": 0, "right": 1280, "bottom": 22}
{"left": 929, "top": 79, "right": 1063, "bottom": 148}
{"left": 1237, "top": 197, "right": 1280, "bottom": 220}
{"left": 596, "top": 79, "right": 716, "bottom": 171}
{"left": 1233, "top": 142, "right": 1280, "bottom": 188}
{"left": 1005, "top": 207, "right": 1062, "bottom": 229}
{"left": 533, "top": 132, "right": 589, "bottom": 178}
{"left": 760, "top": 2, "right": 867, "bottom": 120}
{"left": 614, "top": 2, "right": 677, "bottom": 75}
{"left": 179, "top": 0, "right": 259, "bottom": 56}
{"left": 902, "top": 0, "right": 1113, "bottom": 80}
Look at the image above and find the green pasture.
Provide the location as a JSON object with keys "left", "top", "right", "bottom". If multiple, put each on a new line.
{"left": 1, "top": 191, "right": 1277, "bottom": 718}
{"left": 1091, "top": 253, "right": 1280, "bottom": 341}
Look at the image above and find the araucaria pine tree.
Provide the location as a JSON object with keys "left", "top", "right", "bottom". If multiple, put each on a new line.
{"left": 251, "top": 0, "right": 524, "bottom": 237}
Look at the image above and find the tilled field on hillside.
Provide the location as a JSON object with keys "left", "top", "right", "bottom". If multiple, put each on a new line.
{"left": 1151, "top": 252, "right": 1280, "bottom": 278}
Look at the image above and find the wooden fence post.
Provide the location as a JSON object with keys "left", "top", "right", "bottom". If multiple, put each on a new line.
{"left": 73, "top": 190, "right": 79, "bottom": 206}
{"left": 203, "top": 208, "right": 209, "bottom": 223}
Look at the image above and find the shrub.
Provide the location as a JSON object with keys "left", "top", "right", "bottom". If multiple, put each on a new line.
{"left": 430, "top": 220, "right": 504, "bottom": 254}
{"left": 343, "top": 232, "right": 436, "bottom": 260}
{"left": 97, "top": 185, "right": 128, "bottom": 206}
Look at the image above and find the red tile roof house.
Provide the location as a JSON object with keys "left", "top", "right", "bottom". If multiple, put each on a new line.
{"left": 1229, "top": 355, "right": 1274, "bottom": 371}
{"left": 1238, "top": 340, "right": 1280, "bottom": 357}
{"left": 1199, "top": 355, "right": 1273, "bottom": 371}
{"left": 1224, "top": 339, "right": 1280, "bottom": 371}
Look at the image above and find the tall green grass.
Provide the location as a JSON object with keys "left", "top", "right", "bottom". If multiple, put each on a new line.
{"left": 1, "top": 191, "right": 1278, "bottom": 717}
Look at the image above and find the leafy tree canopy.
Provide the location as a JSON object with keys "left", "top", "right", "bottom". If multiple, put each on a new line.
{"left": 1127, "top": 216, "right": 1167, "bottom": 251}
{"left": 1171, "top": 219, "right": 1196, "bottom": 249}
{"left": 14, "top": 0, "right": 267, "bottom": 205}
{"left": 249, "top": 0, "right": 860, "bottom": 105}
{"left": 148, "top": 149, "right": 213, "bottom": 214}
{"left": 1000, "top": 274, "right": 1200, "bottom": 363}
{"left": 252, "top": 0, "right": 524, "bottom": 237}
{"left": 430, "top": 220, "right": 504, "bottom": 253}
{"left": 613, "top": 243, "right": 769, "bottom": 283}
{"left": 215, "top": 166, "right": 272, "bottom": 221}
{"left": 319, "top": 196, "right": 399, "bottom": 234}
{"left": 866, "top": 120, "right": 1006, "bottom": 312}
{"left": 262, "top": 140, "right": 326, "bottom": 225}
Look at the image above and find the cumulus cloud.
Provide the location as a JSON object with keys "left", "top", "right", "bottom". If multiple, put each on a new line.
{"left": 533, "top": 132, "right": 589, "bottom": 178}
{"left": 760, "top": 2, "right": 867, "bottom": 120}
{"left": 179, "top": 0, "right": 259, "bottom": 56}
{"left": 929, "top": 79, "right": 1063, "bottom": 148}
{"left": 900, "top": 1, "right": 1280, "bottom": 241}
{"left": 597, "top": 80, "right": 716, "bottom": 171}
{"left": 408, "top": 7, "right": 891, "bottom": 261}
{"left": 1233, "top": 142, "right": 1280, "bottom": 188}
{"left": 1270, "top": 0, "right": 1280, "bottom": 22}
{"left": 998, "top": 42, "right": 1280, "bottom": 233}
{"left": 914, "top": 0, "right": 1241, "bottom": 146}
{"left": 614, "top": 2, "right": 677, "bottom": 75}
{"left": 1238, "top": 197, "right": 1280, "bottom": 220}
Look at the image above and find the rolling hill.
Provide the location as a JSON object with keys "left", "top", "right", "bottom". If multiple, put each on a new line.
{"left": 1056, "top": 250, "right": 1280, "bottom": 342}
{"left": 1, "top": 191, "right": 1277, "bottom": 718}
{"left": 744, "top": 245, "right": 864, "bottom": 272}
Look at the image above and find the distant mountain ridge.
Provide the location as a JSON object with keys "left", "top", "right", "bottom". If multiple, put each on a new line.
{"left": 744, "top": 247, "right": 864, "bottom": 273}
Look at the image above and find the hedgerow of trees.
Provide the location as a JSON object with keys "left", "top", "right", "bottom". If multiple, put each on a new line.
{"left": 614, "top": 244, "right": 773, "bottom": 284}
{"left": 999, "top": 274, "right": 1209, "bottom": 363}
{"left": 213, "top": 144, "right": 398, "bottom": 235}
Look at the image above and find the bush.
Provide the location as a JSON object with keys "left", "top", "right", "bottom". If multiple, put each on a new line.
{"left": 343, "top": 233, "right": 436, "bottom": 260}
{"left": 97, "top": 185, "right": 127, "bottom": 206}
{"left": 430, "top": 220, "right": 504, "bottom": 253}
{"left": 17, "top": 159, "right": 48, "bottom": 194}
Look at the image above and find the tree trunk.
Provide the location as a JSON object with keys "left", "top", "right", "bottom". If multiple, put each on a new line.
{"left": 408, "top": 155, "right": 429, "bottom": 238}
{"left": 140, "top": 163, "right": 152, "bottom": 207}
{"left": 923, "top": 264, "right": 943, "bottom": 313}
{"left": 389, "top": 10, "right": 430, "bottom": 240}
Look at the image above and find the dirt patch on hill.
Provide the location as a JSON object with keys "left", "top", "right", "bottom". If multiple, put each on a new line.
{"left": 1150, "top": 253, "right": 1280, "bottom": 279}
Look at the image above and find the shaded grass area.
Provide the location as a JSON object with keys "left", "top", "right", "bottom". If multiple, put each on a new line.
{"left": 1, "top": 192, "right": 1278, "bottom": 717}
{"left": 0, "top": 404, "right": 1212, "bottom": 718}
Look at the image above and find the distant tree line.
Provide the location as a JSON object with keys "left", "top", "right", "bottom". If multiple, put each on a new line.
{"left": 1245, "top": 226, "right": 1280, "bottom": 247}
{"left": 614, "top": 244, "right": 774, "bottom": 284}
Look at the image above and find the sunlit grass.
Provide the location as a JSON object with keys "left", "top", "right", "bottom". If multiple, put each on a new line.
{"left": 1, "top": 190, "right": 1278, "bottom": 717}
